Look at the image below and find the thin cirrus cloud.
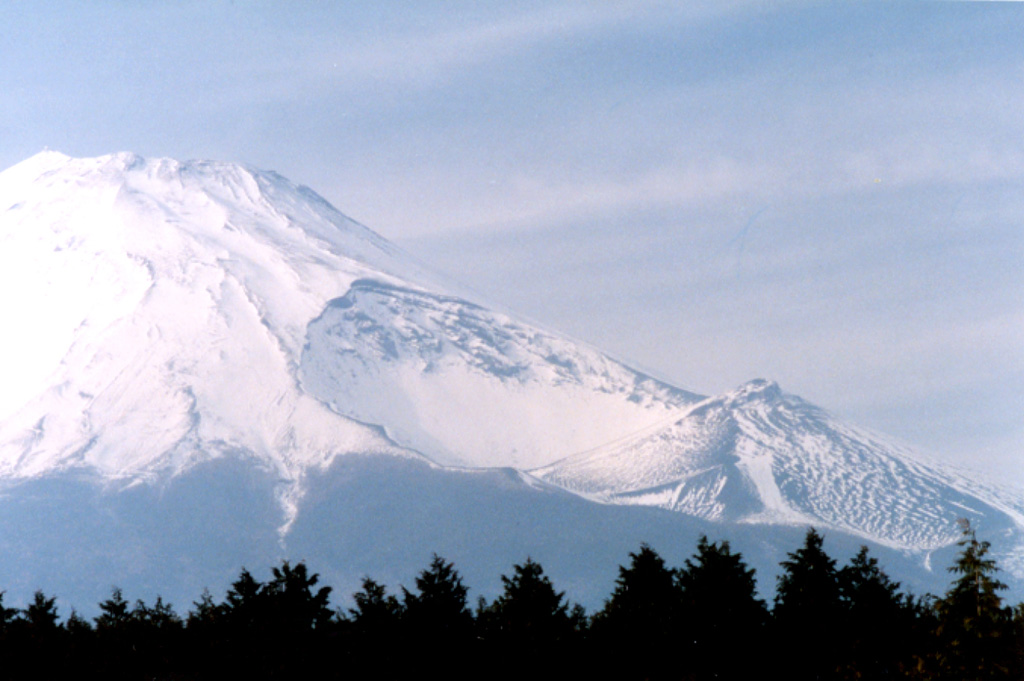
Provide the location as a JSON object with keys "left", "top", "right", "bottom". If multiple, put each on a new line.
{"left": 0, "top": 2, "right": 1020, "bottom": 483}
{"left": 311, "top": 4, "right": 1024, "bottom": 241}
{"left": 212, "top": 1, "right": 748, "bottom": 103}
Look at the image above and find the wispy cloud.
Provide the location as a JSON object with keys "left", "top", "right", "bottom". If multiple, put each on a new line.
{"left": 238, "top": 1, "right": 762, "bottom": 100}
{"left": 2, "top": 2, "right": 1020, "bottom": 482}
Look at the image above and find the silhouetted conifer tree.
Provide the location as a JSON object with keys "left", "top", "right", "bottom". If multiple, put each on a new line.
{"left": 133, "top": 595, "right": 181, "bottom": 630}
{"left": 350, "top": 577, "right": 401, "bottom": 637}
{"left": 223, "top": 567, "right": 263, "bottom": 631}
{"left": 773, "top": 528, "right": 842, "bottom": 680}
{"left": 187, "top": 588, "right": 221, "bottom": 632}
{"left": 678, "top": 535, "right": 767, "bottom": 680}
{"left": 401, "top": 554, "right": 475, "bottom": 674}
{"left": 837, "top": 545, "right": 924, "bottom": 679}
{"left": 95, "top": 587, "right": 131, "bottom": 633}
{"left": 64, "top": 609, "right": 93, "bottom": 642}
{"left": 64, "top": 607, "right": 95, "bottom": 670}
{"left": 402, "top": 554, "right": 472, "bottom": 634}
{"left": 217, "top": 568, "right": 270, "bottom": 678}
{"left": 64, "top": 608, "right": 94, "bottom": 652}
{"left": 23, "top": 591, "right": 59, "bottom": 632}
{"left": 184, "top": 587, "right": 226, "bottom": 679}
{"left": 214, "top": 561, "right": 337, "bottom": 680}
{"left": 93, "top": 589, "right": 185, "bottom": 681}
{"left": 477, "top": 557, "right": 577, "bottom": 673}
{"left": 264, "top": 560, "right": 333, "bottom": 633}
{"left": 130, "top": 596, "right": 183, "bottom": 678}
{"left": 6, "top": 591, "right": 65, "bottom": 679}
{"left": 931, "top": 520, "right": 1014, "bottom": 680}
{"left": 262, "top": 561, "right": 334, "bottom": 678}
{"left": 592, "top": 543, "right": 682, "bottom": 679}
{"left": 0, "top": 592, "right": 17, "bottom": 635}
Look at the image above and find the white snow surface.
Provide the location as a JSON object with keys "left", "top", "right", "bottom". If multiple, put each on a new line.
{"left": 1, "top": 151, "right": 1021, "bottom": 555}
{"left": 0, "top": 151, "right": 695, "bottom": 485}
{"left": 0, "top": 151, "right": 425, "bottom": 496}
{"left": 299, "top": 280, "right": 697, "bottom": 469}
{"left": 534, "top": 379, "right": 1024, "bottom": 550}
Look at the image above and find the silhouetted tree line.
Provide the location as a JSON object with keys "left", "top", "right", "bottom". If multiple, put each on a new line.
{"left": 0, "top": 521, "right": 1020, "bottom": 680}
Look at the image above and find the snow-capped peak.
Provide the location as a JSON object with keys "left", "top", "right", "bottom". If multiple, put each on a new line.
{"left": 723, "top": 378, "right": 781, "bottom": 402}
{"left": 534, "top": 379, "right": 1023, "bottom": 551}
{"left": 2, "top": 152, "right": 1021, "bottom": 565}
{"left": 0, "top": 152, "right": 698, "bottom": 487}
{"left": 0, "top": 151, "right": 433, "bottom": 489}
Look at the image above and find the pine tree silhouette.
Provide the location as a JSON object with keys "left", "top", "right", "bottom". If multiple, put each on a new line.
{"left": 773, "top": 528, "right": 842, "bottom": 680}
{"left": 592, "top": 543, "right": 682, "bottom": 679}
{"left": 932, "top": 519, "right": 1014, "bottom": 681}
{"left": 838, "top": 545, "right": 924, "bottom": 679}
{"left": 401, "top": 554, "right": 475, "bottom": 673}
{"left": 678, "top": 536, "right": 767, "bottom": 679}
{"left": 478, "top": 557, "right": 575, "bottom": 659}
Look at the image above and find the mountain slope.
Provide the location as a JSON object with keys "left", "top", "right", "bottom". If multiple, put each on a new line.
{"left": 299, "top": 279, "right": 696, "bottom": 468}
{"left": 0, "top": 152, "right": 419, "bottom": 494}
{"left": 534, "top": 379, "right": 1024, "bottom": 552}
{"left": 0, "top": 151, "right": 1021, "bottom": 610}
{"left": 0, "top": 451, "right": 979, "bottom": 616}
{"left": 0, "top": 151, "right": 697, "bottom": 490}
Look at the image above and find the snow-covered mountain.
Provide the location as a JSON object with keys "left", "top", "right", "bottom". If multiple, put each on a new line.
{"left": 0, "top": 151, "right": 428, "bottom": 520}
{"left": 0, "top": 151, "right": 1020, "bottom": 609}
{"left": 534, "top": 379, "right": 1024, "bottom": 552}
{"left": 299, "top": 279, "right": 695, "bottom": 469}
{"left": 0, "top": 151, "right": 695, "bottom": 505}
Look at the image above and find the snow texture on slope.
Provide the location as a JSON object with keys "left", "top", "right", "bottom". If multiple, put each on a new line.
{"left": 0, "top": 151, "right": 695, "bottom": 487}
{"left": 0, "top": 152, "right": 425, "bottom": 521}
{"left": 299, "top": 279, "right": 698, "bottom": 469}
{"left": 1, "top": 151, "right": 1021, "bottom": 563}
{"left": 535, "top": 379, "right": 1024, "bottom": 551}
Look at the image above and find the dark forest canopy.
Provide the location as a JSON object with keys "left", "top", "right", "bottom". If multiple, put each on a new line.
{"left": 0, "top": 522, "right": 1020, "bottom": 680}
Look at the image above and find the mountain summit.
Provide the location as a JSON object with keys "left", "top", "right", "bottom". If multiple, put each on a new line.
{"left": 0, "top": 152, "right": 694, "bottom": 505}
{"left": 0, "top": 152, "right": 418, "bottom": 518}
{"left": 0, "top": 152, "right": 1021, "bottom": 607}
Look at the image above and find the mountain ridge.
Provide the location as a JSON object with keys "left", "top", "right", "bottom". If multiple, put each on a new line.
{"left": 535, "top": 378, "right": 1024, "bottom": 554}
{"left": 0, "top": 151, "right": 1021, "bottom": 606}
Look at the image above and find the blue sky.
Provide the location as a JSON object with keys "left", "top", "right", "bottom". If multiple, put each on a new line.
{"left": 1, "top": 1, "right": 1021, "bottom": 481}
